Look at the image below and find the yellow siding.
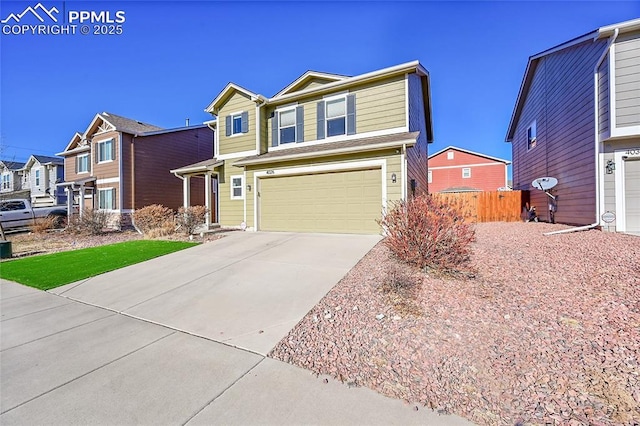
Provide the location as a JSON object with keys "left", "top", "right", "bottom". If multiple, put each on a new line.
{"left": 352, "top": 75, "right": 406, "bottom": 133}
{"left": 265, "top": 75, "right": 406, "bottom": 147}
{"left": 218, "top": 159, "right": 245, "bottom": 227}
{"left": 218, "top": 92, "right": 256, "bottom": 156}
{"left": 385, "top": 155, "right": 402, "bottom": 205}
{"left": 246, "top": 169, "right": 254, "bottom": 227}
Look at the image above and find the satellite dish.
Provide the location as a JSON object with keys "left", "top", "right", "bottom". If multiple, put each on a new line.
{"left": 532, "top": 177, "right": 558, "bottom": 191}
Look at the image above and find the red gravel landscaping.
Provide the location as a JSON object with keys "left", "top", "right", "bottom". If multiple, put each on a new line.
{"left": 270, "top": 222, "right": 640, "bottom": 425}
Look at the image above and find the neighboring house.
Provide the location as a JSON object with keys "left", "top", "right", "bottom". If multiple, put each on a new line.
{"left": 57, "top": 112, "right": 214, "bottom": 227}
{"left": 506, "top": 18, "right": 640, "bottom": 233}
{"left": 22, "top": 155, "right": 66, "bottom": 206}
{"left": 0, "top": 160, "right": 28, "bottom": 200}
{"left": 427, "top": 146, "right": 510, "bottom": 193}
{"left": 174, "top": 60, "right": 433, "bottom": 234}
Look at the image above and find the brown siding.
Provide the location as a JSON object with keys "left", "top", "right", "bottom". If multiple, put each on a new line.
{"left": 132, "top": 127, "right": 213, "bottom": 210}
{"left": 512, "top": 38, "right": 607, "bottom": 225}
{"left": 92, "top": 131, "right": 120, "bottom": 181}
{"left": 63, "top": 149, "right": 91, "bottom": 182}
{"left": 407, "top": 73, "right": 428, "bottom": 197}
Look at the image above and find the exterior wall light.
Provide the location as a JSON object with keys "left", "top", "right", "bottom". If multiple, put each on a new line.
{"left": 391, "top": 173, "right": 396, "bottom": 183}
{"left": 246, "top": 184, "right": 252, "bottom": 191}
{"left": 606, "top": 160, "right": 615, "bottom": 174}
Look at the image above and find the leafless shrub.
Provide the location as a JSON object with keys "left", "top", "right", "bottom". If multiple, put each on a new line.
{"left": 67, "top": 208, "right": 113, "bottom": 235}
{"left": 30, "top": 216, "right": 57, "bottom": 234}
{"left": 132, "top": 204, "right": 176, "bottom": 237}
{"left": 176, "top": 205, "right": 207, "bottom": 235}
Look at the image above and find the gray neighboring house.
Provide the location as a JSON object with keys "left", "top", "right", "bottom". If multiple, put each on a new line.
{"left": 506, "top": 17, "right": 640, "bottom": 234}
{"left": 0, "top": 160, "right": 28, "bottom": 200}
{"left": 23, "top": 155, "right": 66, "bottom": 206}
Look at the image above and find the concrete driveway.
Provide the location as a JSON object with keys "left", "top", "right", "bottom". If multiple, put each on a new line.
{"left": 1, "top": 232, "right": 472, "bottom": 425}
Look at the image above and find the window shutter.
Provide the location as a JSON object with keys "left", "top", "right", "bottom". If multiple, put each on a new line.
{"left": 346, "top": 94, "right": 356, "bottom": 135}
{"left": 295, "top": 106, "right": 304, "bottom": 143}
{"left": 111, "top": 188, "right": 116, "bottom": 209}
{"left": 95, "top": 144, "right": 99, "bottom": 163}
{"left": 111, "top": 140, "right": 115, "bottom": 160}
{"left": 241, "top": 111, "right": 249, "bottom": 133}
{"left": 271, "top": 113, "right": 279, "bottom": 147}
{"left": 225, "top": 115, "right": 232, "bottom": 136}
{"left": 317, "top": 101, "right": 325, "bottom": 140}
{"left": 75, "top": 157, "right": 78, "bottom": 174}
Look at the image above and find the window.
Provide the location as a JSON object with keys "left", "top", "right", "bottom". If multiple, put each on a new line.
{"left": 272, "top": 106, "right": 304, "bottom": 146}
{"left": 447, "top": 151, "right": 454, "bottom": 160}
{"left": 317, "top": 94, "right": 356, "bottom": 140}
{"left": 326, "top": 98, "right": 346, "bottom": 137}
{"left": 35, "top": 169, "right": 40, "bottom": 186}
{"left": 1, "top": 174, "right": 10, "bottom": 190}
{"left": 462, "top": 168, "right": 471, "bottom": 179}
{"left": 97, "top": 139, "right": 114, "bottom": 162}
{"left": 527, "top": 121, "right": 537, "bottom": 150}
{"left": 226, "top": 112, "right": 249, "bottom": 136}
{"left": 428, "top": 170, "right": 432, "bottom": 184}
{"left": 98, "top": 188, "right": 115, "bottom": 210}
{"left": 230, "top": 175, "right": 244, "bottom": 200}
{"left": 77, "top": 154, "right": 89, "bottom": 173}
{"left": 279, "top": 109, "right": 296, "bottom": 144}
{"left": 0, "top": 200, "right": 25, "bottom": 211}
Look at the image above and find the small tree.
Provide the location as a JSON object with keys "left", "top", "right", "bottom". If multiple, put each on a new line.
{"left": 176, "top": 206, "right": 207, "bottom": 235}
{"left": 378, "top": 194, "right": 475, "bottom": 274}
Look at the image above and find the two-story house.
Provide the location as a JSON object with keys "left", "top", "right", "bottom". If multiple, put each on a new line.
{"left": 428, "top": 146, "right": 510, "bottom": 193}
{"left": 22, "top": 155, "right": 66, "bottom": 206}
{"left": 174, "top": 61, "right": 433, "bottom": 234}
{"left": 57, "top": 112, "right": 214, "bottom": 227}
{"left": 0, "top": 160, "right": 27, "bottom": 200}
{"left": 506, "top": 18, "right": 640, "bottom": 234}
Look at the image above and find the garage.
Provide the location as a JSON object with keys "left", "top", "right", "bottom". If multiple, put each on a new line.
{"left": 625, "top": 159, "right": 640, "bottom": 235}
{"left": 259, "top": 168, "right": 382, "bottom": 234}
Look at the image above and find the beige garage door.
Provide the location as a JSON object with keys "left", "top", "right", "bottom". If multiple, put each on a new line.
{"left": 625, "top": 159, "right": 640, "bottom": 234}
{"left": 259, "top": 168, "right": 382, "bottom": 234}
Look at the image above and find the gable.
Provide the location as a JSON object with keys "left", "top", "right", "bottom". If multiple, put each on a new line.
{"left": 429, "top": 147, "right": 510, "bottom": 167}
{"left": 274, "top": 72, "right": 348, "bottom": 97}
{"left": 205, "top": 83, "right": 260, "bottom": 115}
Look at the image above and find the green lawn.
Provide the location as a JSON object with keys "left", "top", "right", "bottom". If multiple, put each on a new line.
{"left": 0, "top": 240, "right": 199, "bottom": 290}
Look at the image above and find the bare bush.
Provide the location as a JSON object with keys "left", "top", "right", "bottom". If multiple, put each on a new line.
{"left": 378, "top": 194, "right": 476, "bottom": 274}
{"left": 67, "top": 208, "right": 114, "bottom": 235}
{"left": 132, "top": 204, "right": 175, "bottom": 237}
{"left": 176, "top": 205, "right": 207, "bottom": 235}
{"left": 30, "top": 216, "right": 57, "bottom": 234}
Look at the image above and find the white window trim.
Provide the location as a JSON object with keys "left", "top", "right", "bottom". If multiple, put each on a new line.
{"left": 34, "top": 169, "right": 41, "bottom": 186}
{"left": 98, "top": 187, "right": 116, "bottom": 210}
{"left": 324, "top": 93, "right": 348, "bottom": 138}
{"left": 268, "top": 126, "right": 406, "bottom": 153}
{"left": 527, "top": 121, "right": 537, "bottom": 151}
{"left": 428, "top": 170, "right": 432, "bottom": 184}
{"left": 78, "top": 153, "right": 90, "bottom": 174}
{"left": 228, "top": 110, "right": 245, "bottom": 137}
{"left": 462, "top": 167, "right": 471, "bottom": 179}
{"left": 96, "top": 138, "right": 115, "bottom": 164}
{"left": 276, "top": 106, "right": 298, "bottom": 144}
{"left": 230, "top": 175, "right": 244, "bottom": 200}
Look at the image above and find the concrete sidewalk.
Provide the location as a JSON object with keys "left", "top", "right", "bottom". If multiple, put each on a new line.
{"left": 1, "top": 232, "right": 473, "bottom": 425}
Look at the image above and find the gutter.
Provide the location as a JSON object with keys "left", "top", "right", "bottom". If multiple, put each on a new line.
{"left": 545, "top": 28, "right": 619, "bottom": 236}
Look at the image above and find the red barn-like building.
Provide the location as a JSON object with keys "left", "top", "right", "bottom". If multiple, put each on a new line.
{"left": 428, "top": 146, "right": 510, "bottom": 193}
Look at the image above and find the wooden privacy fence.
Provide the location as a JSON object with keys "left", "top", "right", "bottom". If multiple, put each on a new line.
{"left": 432, "top": 191, "right": 528, "bottom": 223}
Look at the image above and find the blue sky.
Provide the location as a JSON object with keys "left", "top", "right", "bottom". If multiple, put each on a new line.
{"left": 1, "top": 1, "right": 638, "bottom": 170}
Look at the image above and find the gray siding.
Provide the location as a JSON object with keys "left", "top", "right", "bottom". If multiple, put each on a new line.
{"left": 512, "top": 38, "right": 607, "bottom": 225}
{"left": 598, "top": 53, "right": 609, "bottom": 137}
{"left": 407, "top": 73, "right": 428, "bottom": 197}
{"left": 615, "top": 31, "right": 640, "bottom": 127}
{"left": 602, "top": 137, "right": 640, "bottom": 230}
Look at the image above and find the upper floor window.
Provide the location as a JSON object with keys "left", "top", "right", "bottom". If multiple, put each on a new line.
{"left": 97, "top": 139, "right": 115, "bottom": 163}
{"left": 1, "top": 174, "right": 10, "bottom": 190}
{"left": 230, "top": 175, "right": 244, "bottom": 200}
{"left": 527, "top": 121, "right": 537, "bottom": 151}
{"left": 462, "top": 167, "right": 471, "bottom": 179}
{"left": 272, "top": 106, "right": 304, "bottom": 146}
{"left": 77, "top": 154, "right": 89, "bottom": 173}
{"left": 317, "top": 94, "right": 356, "bottom": 140}
{"left": 447, "top": 151, "right": 454, "bottom": 160}
{"left": 35, "top": 169, "right": 40, "bottom": 186}
{"left": 225, "top": 112, "right": 249, "bottom": 136}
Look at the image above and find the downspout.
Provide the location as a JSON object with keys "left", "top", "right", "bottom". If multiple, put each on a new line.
{"left": 545, "top": 28, "right": 619, "bottom": 235}
{"left": 131, "top": 134, "right": 137, "bottom": 212}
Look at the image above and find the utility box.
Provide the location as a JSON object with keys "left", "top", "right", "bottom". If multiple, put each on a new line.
{"left": 0, "top": 241, "right": 12, "bottom": 259}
